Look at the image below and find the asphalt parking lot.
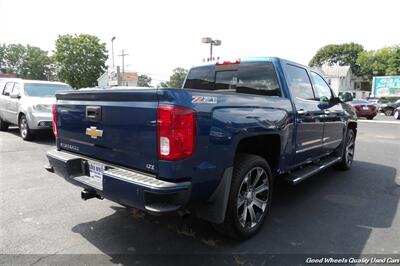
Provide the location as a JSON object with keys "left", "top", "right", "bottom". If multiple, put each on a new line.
{"left": 1, "top": 118, "right": 399, "bottom": 265}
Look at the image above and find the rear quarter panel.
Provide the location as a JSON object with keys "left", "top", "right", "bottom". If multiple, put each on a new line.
{"left": 157, "top": 86, "right": 294, "bottom": 201}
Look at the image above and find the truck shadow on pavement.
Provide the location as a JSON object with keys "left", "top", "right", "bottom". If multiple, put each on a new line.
{"left": 71, "top": 160, "right": 399, "bottom": 265}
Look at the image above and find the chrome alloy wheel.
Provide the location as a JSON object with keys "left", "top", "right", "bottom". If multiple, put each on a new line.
{"left": 345, "top": 132, "right": 355, "bottom": 166}
{"left": 237, "top": 167, "right": 269, "bottom": 229}
{"left": 20, "top": 117, "right": 28, "bottom": 138}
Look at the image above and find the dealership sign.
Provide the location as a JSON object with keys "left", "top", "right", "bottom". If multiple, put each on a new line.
{"left": 108, "top": 66, "right": 120, "bottom": 86}
{"left": 371, "top": 76, "right": 400, "bottom": 97}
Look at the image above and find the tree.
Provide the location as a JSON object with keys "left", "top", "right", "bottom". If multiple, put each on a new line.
{"left": 356, "top": 46, "right": 400, "bottom": 80}
{"left": 54, "top": 34, "right": 107, "bottom": 88}
{"left": 137, "top": 74, "right": 152, "bottom": 87}
{"left": 0, "top": 44, "right": 55, "bottom": 80}
{"left": 3, "top": 44, "right": 26, "bottom": 76}
{"left": 386, "top": 45, "right": 400, "bottom": 76}
{"left": 163, "top": 67, "right": 188, "bottom": 88}
{"left": 309, "top": 43, "right": 364, "bottom": 75}
{"left": 0, "top": 44, "right": 6, "bottom": 72}
{"left": 20, "top": 45, "right": 54, "bottom": 80}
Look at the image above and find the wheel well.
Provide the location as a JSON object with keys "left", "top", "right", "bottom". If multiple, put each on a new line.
{"left": 18, "top": 112, "right": 25, "bottom": 122}
{"left": 235, "top": 134, "right": 281, "bottom": 173}
{"left": 348, "top": 121, "right": 357, "bottom": 135}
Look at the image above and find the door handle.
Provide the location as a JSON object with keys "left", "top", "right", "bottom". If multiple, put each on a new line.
{"left": 324, "top": 110, "right": 331, "bottom": 114}
{"left": 297, "top": 109, "right": 308, "bottom": 115}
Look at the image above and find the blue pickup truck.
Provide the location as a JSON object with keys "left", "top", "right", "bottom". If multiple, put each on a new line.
{"left": 46, "top": 57, "right": 357, "bottom": 239}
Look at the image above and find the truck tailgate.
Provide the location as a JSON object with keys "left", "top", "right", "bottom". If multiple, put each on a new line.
{"left": 56, "top": 89, "right": 158, "bottom": 174}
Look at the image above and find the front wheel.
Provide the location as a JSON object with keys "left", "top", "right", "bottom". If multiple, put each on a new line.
{"left": 394, "top": 110, "right": 400, "bottom": 120}
{"left": 367, "top": 116, "right": 374, "bottom": 120}
{"left": 19, "top": 115, "right": 34, "bottom": 141}
{"left": 384, "top": 109, "right": 393, "bottom": 116}
{"left": 335, "top": 129, "right": 355, "bottom": 171}
{"left": 214, "top": 154, "right": 273, "bottom": 239}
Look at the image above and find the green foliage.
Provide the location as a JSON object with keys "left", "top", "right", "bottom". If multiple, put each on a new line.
{"left": 54, "top": 34, "right": 107, "bottom": 89}
{"left": 0, "top": 43, "right": 54, "bottom": 80}
{"left": 161, "top": 67, "right": 188, "bottom": 88}
{"left": 0, "top": 44, "right": 6, "bottom": 71}
{"left": 137, "top": 74, "right": 152, "bottom": 87}
{"left": 21, "top": 45, "right": 54, "bottom": 80}
{"left": 357, "top": 46, "right": 400, "bottom": 80}
{"left": 3, "top": 44, "right": 27, "bottom": 76}
{"left": 309, "top": 43, "right": 364, "bottom": 75}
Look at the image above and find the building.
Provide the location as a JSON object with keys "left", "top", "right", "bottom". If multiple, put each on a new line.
{"left": 97, "top": 67, "right": 138, "bottom": 88}
{"left": 313, "top": 64, "right": 371, "bottom": 99}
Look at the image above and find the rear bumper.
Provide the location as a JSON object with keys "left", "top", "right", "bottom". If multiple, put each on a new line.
{"left": 46, "top": 149, "right": 191, "bottom": 213}
{"left": 27, "top": 111, "right": 53, "bottom": 130}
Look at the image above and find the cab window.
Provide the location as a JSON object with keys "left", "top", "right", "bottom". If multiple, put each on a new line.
{"left": 2, "top": 82, "right": 14, "bottom": 96}
{"left": 285, "top": 64, "right": 315, "bottom": 100}
{"left": 310, "top": 72, "right": 333, "bottom": 101}
{"left": 12, "top": 83, "right": 21, "bottom": 95}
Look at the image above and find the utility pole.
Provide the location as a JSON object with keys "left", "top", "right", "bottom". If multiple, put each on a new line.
{"left": 111, "top": 36, "right": 116, "bottom": 67}
{"left": 118, "top": 49, "right": 129, "bottom": 86}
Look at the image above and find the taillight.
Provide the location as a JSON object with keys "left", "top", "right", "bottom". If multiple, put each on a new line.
{"left": 52, "top": 104, "right": 58, "bottom": 138}
{"left": 157, "top": 104, "right": 196, "bottom": 160}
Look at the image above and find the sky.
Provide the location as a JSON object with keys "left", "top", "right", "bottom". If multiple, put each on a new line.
{"left": 0, "top": 0, "right": 399, "bottom": 84}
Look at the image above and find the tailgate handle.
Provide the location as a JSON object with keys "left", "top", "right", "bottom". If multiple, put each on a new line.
{"left": 86, "top": 106, "right": 102, "bottom": 121}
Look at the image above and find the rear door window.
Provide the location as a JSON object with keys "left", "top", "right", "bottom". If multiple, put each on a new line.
{"left": 183, "top": 62, "right": 281, "bottom": 96}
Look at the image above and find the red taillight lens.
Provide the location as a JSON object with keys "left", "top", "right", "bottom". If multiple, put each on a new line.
{"left": 52, "top": 104, "right": 58, "bottom": 138}
{"left": 157, "top": 104, "right": 196, "bottom": 160}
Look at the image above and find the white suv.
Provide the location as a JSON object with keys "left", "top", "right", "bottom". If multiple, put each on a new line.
{"left": 0, "top": 79, "right": 71, "bottom": 140}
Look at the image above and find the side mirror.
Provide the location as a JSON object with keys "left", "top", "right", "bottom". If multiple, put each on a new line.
{"left": 339, "top": 92, "right": 353, "bottom": 102}
{"left": 9, "top": 93, "right": 21, "bottom": 99}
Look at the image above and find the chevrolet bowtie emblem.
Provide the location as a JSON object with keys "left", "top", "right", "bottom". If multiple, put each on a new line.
{"left": 86, "top": 126, "right": 103, "bottom": 139}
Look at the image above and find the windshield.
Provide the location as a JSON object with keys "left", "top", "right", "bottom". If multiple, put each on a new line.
{"left": 24, "top": 83, "right": 71, "bottom": 97}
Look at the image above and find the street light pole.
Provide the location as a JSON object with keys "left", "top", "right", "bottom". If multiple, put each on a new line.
{"left": 202, "top": 37, "right": 221, "bottom": 61}
{"left": 111, "top": 36, "right": 116, "bottom": 67}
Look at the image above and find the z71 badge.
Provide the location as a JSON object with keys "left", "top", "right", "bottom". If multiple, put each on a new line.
{"left": 192, "top": 96, "right": 218, "bottom": 104}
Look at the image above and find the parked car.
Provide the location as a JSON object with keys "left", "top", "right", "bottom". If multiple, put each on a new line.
{"left": 45, "top": 57, "right": 357, "bottom": 239}
{"left": 394, "top": 107, "right": 400, "bottom": 120}
{"left": 350, "top": 99, "right": 378, "bottom": 120}
{"left": 0, "top": 79, "right": 72, "bottom": 140}
{"left": 367, "top": 98, "right": 389, "bottom": 109}
{"left": 379, "top": 99, "right": 400, "bottom": 116}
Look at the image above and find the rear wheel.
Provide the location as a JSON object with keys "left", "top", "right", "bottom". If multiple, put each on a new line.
{"left": 394, "top": 110, "right": 400, "bottom": 120}
{"left": 367, "top": 115, "right": 374, "bottom": 120}
{"left": 19, "top": 115, "right": 34, "bottom": 141}
{"left": 0, "top": 117, "right": 9, "bottom": 131}
{"left": 214, "top": 154, "right": 273, "bottom": 239}
{"left": 335, "top": 129, "right": 355, "bottom": 171}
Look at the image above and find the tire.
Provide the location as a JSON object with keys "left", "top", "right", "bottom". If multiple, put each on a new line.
{"left": 384, "top": 109, "right": 393, "bottom": 116}
{"left": 213, "top": 154, "right": 273, "bottom": 239}
{"left": 367, "top": 116, "right": 374, "bottom": 120}
{"left": 0, "top": 116, "right": 9, "bottom": 131}
{"left": 19, "top": 114, "right": 34, "bottom": 141}
{"left": 335, "top": 129, "right": 355, "bottom": 171}
{"left": 394, "top": 110, "right": 400, "bottom": 120}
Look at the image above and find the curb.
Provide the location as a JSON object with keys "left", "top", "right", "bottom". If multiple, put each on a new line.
{"left": 358, "top": 120, "right": 400, "bottom": 125}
